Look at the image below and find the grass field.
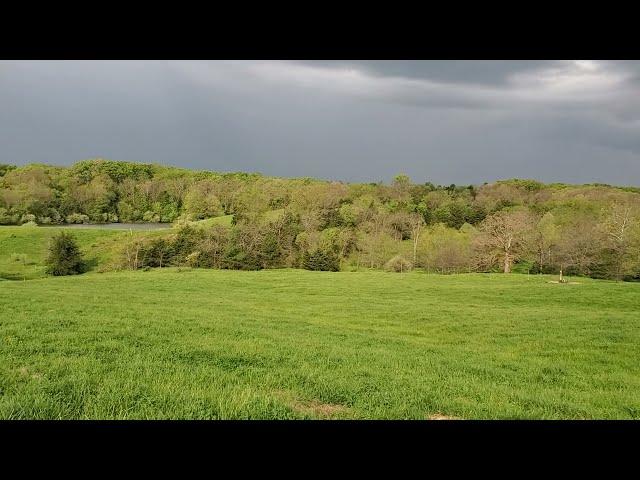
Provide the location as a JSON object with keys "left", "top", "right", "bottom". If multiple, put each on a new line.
{"left": 0, "top": 268, "right": 638, "bottom": 419}
{"left": 0, "top": 226, "right": 125, "bottom": 280}
{"left": 0, "top": 220, "right": 236, "bottom": 281}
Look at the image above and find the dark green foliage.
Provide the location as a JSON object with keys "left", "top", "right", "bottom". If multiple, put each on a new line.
{"left": 169, "top": 225, "right": 203, "bottom": 265}
{"left": 498, "top": 179, "right": 545, "bottom": 191}
{"left": 260, "top": 232, "right": 281, "bottom": 267}
{"left": 492, "top": 199, "right": 517, "bottom": 212}
{"left": 0, "top": 164, "right": 16, "bottom": 177}
{"left": 432, "top": 202, "right": 486, "bottom": 229}
{"left": 302, "top": 249, "right": 340, "bottom": 271}
{"left": 529, "top": 262, "right": 557, "bottom": 275}
{"left": 45, "top": 232, "right": 85, "bottom": 276}
{"left": 142, "top": 237, "right": 173, "bottom": 268}
{"left": 319, "top": 207, "right": 343, "bottom": 229}
{"left": 222, "top": 243, "right": 263, "bottom": 271}
{"left": 71, "top": 159, "right": 155, "bottom": 184}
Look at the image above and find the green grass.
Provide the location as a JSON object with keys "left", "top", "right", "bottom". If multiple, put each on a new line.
{"left": 0, "top": 269, "right": 638, "bottom": 419}
{"left": 191, "top": 215, "right": 234, "bottom": 228}
{"left": 0, "top": 225, "right": 178, "bottom": 280}
{"left": 0, "top": 226, "right": 125, "bottom": 280}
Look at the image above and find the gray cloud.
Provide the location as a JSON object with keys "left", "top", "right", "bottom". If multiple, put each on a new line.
{"left": 1, "top": 60, "right": 639, "bottom": 185}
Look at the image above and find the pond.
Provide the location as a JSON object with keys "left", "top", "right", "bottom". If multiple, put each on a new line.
{"left": 38, "top": 223, "right": 171, "bottom": 230}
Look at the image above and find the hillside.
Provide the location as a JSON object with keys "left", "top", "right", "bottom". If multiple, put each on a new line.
{"left": 1, "top": 159, "right": 640, "bottom": 280}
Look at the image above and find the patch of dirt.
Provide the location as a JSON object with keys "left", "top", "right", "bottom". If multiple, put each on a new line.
{"left": 17, "top": 367, "right": 43, "bottom": 380}
{"left": 274, "top": 390, "right": 349, "bottom": 418}
{"left": 291, "top": 399, "right": 349, "bottom": 417}
{"left": 428, "top": 413, "right": 462, "bottom": 420}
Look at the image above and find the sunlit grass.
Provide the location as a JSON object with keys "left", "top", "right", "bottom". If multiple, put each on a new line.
{"left": 0, "top": 269, "right": 638, "bottom": 419}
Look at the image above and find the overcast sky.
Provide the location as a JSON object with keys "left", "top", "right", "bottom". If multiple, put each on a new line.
{"left": 1, "top": 60, "right": 639, "bottom": 185}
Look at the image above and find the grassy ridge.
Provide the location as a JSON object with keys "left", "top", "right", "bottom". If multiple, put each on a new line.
{"left": 0, "top": 269, "right": 638, "bottom": 419}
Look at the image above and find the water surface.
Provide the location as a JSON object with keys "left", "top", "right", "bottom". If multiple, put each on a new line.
{"left": 38, "top": 223, "right": 170, "bottom": 231}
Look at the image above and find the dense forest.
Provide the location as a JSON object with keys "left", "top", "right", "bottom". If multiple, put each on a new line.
{"left": 2, "top": 159, "right": 640, "bottom": 280}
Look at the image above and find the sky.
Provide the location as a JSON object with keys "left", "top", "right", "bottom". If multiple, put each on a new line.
{"left": 1, "top": 60, "right": 639, "bottom": 185}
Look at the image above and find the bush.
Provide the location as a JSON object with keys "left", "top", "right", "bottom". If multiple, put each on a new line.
{"left": 302, "top": 249, "right": 340, "bottom": 272}
{"left": 0, "top": 208, "right": 19, "bottom": 225}
{"left": 66, "top": 213, "right": 90, "bottom": 224}
{"left": 20, "top": 213, "right": 36, "bottom": 224}
{"left": 143, "top": 210, "right": 161, "bottom": 223}
{"left": 143, "top": 237, "right": 173, "bottom": 267}
{"left": 384, "top": 255, "right": 413, "bottom": 273}
{"left": 20, "top": 221, "right": 38, "bottom": 228}
{"left": 45, "top": 232, "right": 85, "bottom": 276}
{"left": 95, "top": 212, "right": 119, "bottom": 223}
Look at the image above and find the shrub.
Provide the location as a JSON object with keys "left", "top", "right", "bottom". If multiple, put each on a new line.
{"left": 66, "top": 213, "right": 90, "bottom": 224}
{"left": 302, "top": 248, "right": 340, "bottom": 272}
{"left": 20, "top": 221, "right": 38, "bottom": 228}
{"left": 384, "top": 255, "right": 413, "bottom": 273}
{"left": 95, "top": 212, "right": 119, "bottom": 223}
{"left": 185, "top": 251, "right": 201, "bottom": 267}
{"left": 0, "top": 208, "right": 19, "bottom": 225}
{"left": 45, "top": 231, "right": 85, "bottom": 276}
{"left": 20, "top": 213, "right": 36, "bottom": 224}
{"left": 144, "top": 237, "right": 173, "bottom": 267}
{"left": 142, "top": 210, "right": 161, "bottom": 223}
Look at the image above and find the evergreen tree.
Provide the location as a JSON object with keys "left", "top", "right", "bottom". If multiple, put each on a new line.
{"left": 302, "top": 249, "right": 340, "bottom": 272}
{"left": 45, "top": 231, "right": 85, "bottom": 276}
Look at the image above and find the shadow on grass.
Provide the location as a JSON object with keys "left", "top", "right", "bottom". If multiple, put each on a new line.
{"left": 0, "top": 272, "right": 30, "bottom": 281}
{"left": 83, "top": 256, "right": 99, "bottom": 272}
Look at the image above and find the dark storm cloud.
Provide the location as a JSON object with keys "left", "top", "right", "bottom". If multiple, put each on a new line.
{"left": 1, "top": 60, "right": 639, "bottom": 185}
{"left": 296, "top": 60, "right": 558, "bottom": 85}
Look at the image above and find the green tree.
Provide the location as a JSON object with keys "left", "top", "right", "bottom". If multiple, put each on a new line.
{"left": 302, "top": 248, "right": 340, "bottom": 271}
{"left": 45, "top": 232, "right": 85, "bottom": 276}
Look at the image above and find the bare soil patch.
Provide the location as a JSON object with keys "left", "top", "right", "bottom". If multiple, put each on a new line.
{"left": 274, "top": 390, "right": 349, "bottom": 418}
{"left": 428, "top": 413, "right": 462, "bottom": 420}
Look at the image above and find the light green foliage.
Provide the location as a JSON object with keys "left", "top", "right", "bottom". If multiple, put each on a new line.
{"left": 183, "top": 180, "right": 224, "bottom": 220}
{"left": 384, "top": 254, "right": 412, "bottom": 272}
{"left": 417, "top": 223, "right": 473, "bottom": 273}
{"left": 1, "top": 159, "right": 640, "bottom": 279}
{"left": 65, "top": 213, "right": 90, "bottom": 224}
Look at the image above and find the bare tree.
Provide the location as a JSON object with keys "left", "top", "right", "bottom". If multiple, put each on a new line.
{"left": 410, "top": 213, "right": 425, "bottom": 266}
{"left": 473, "top": 209, "right": 535, "bottom": 273}
{"left": 552, "top": 216, "right": 604, "bottom": 281}
{"left": 598, "top": 203, "right": 639, "bottom": 280}
{"left": 532, "top": 212, "right": 560, "bottom": 273}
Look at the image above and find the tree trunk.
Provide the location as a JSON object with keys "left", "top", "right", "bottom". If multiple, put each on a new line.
{"left": 503, "top": 253, "right": 511, "bottom": 273}
{"left": 559, "top": 267, "right": 563, "bottom": 283}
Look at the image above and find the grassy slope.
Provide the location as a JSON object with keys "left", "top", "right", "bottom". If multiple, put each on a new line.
{"left": 191, "top": 214, "right": 234, "bottom": 228}
{"left": 0, "top": 269, "right": 638, "bottom": 419}
{"left": 0, "top": 226, "right": 127, "bottom": 280}
{"left": 0, "top": 217, "right": 235, "bottom": 280}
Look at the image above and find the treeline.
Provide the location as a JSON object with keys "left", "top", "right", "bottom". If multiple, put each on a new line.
{"left": 2, "top": 159, "right": 640, "bottom": 280}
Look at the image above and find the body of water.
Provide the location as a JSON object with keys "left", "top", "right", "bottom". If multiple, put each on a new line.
{"left": 38, "top": 223, "right": 171, "bottom": 230}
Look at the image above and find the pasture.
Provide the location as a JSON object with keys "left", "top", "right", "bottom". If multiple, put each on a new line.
{"left": 0, "top": 268, "right": 638, "bottom": 419}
